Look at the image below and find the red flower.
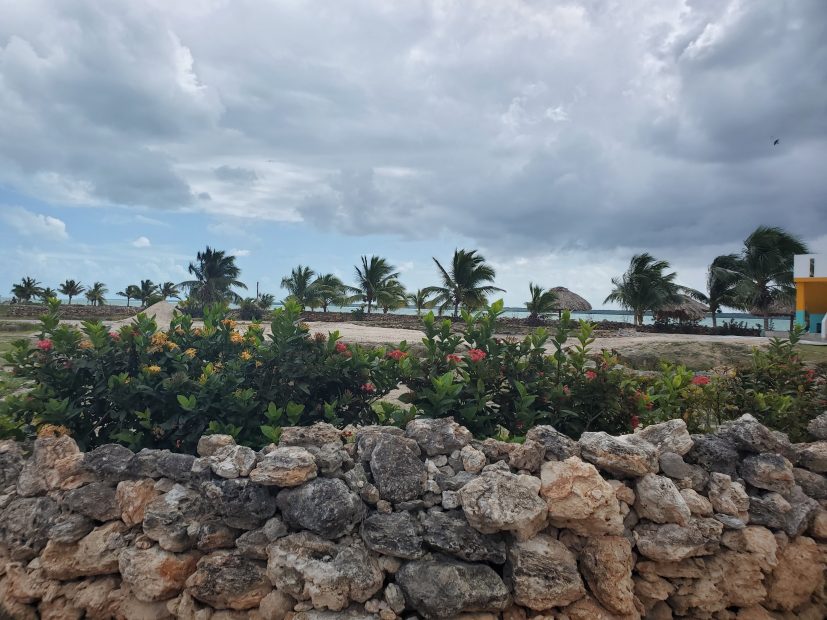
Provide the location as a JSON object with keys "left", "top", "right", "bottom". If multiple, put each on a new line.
{"left": 562, "top": 385, "right": 571, "bottom": 396}
{"left": 585, "top": 369, "right": 597, "bottom": 381}
{"left": 387, "top": 349, "right": 408, "bottom": 361}
{"left": 36, "top": 339, "right": 53, "bottom": 351}
{"left": 109, "top": 331, "right": 121, "bottom": 341}
{"left": 630, "top": 415, "right": 640, "bottom": 430}
{"left": 335, "top": 342, "right": 348, "bottom": 353}
{"left": 361, "top": 382, "right": 376, "bottom": 393}
{"left": 446, "top": 354, "right": 462, "bottom": 364}
{"left": 467, "top": 349, "right": 487, "bottom": 362}
{"left": 691, "top": 375, "right": 710, "bottom": 386}
{"left": 804, "top": 369, "right": 816, "bottom": 383}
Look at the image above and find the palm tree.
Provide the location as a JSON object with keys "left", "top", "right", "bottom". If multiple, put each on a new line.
{"left": 11, "top": 277, "right": 43, "bottom": 303}
{"left": 352, "top": 256, "right": 399, "bottom": 314}
{"left": 377, "top": 279, "right": 408, "bottom": 314}
{"left": 308, "top": 274, "right": 348, "bottom": 312}
{"left": 85, "top": 282, "right": 108, "bottom": 306}
{"left": 425, "top": 249, "right": 504, "bottom": 317}
{"left": 116, "top": 285, "right": 141, "bottom": 307}
{"left": 604, "top": 253, "right": 681, "bottom": 326}
{"left": 728, "top": 226, "right": 808, "bottom": 330}
{"left": 281, "top": 266, "right": 316, "bottom": 309}
{"left": 38, "top": 287, "right": 57, "bottom": 304}
{"left": 525, "top": 283, "right": 558, "bottom": 322}
{"left": 59, "top": 279, "right": 85, "bottom": 305}
{"left": 138, "top": 280, "right": 158, "bottom": 307}
{"left": 257, "top": 293, "right": 276, "bottom": 309}
{"left": 408, "top": 289, "right": 435, "bottom": 315}
{"left": 180, "top": 247, "right": 247, "bottom": 308}
{"left": 159, "top": 282, "right": 181, "bottom": 301}
{"left": 693, "top": 254, "right": 742, "bottom": 328}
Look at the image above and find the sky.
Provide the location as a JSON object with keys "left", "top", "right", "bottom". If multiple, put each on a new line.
{"left": 1, "top": 0, "right": 826, "bottom": 308}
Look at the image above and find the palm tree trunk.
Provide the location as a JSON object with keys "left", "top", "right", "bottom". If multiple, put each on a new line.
{"left": 763, "top": 313, "right": 769, "bottom": 331}
{"left": 453, "top": 301, "right": 459, "bottom": 318}
{"left": 126, "top": 297, "right": 131, "bottom": 307}
{"left": 712, "top": 312, "right": 717, "bottom": 328}
{"left": 367, "top": 299, "right": 372, "bottom": 314}
{"left": 68, "top": 295, "right": 73, "bottom": 305}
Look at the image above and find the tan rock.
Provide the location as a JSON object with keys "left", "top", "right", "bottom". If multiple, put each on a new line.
{"left": 578, "top": 431, "right": 658, "bottom": 477}
{"left": 634, "top": 474, "right": 691, "bottom": 525}
{"left": 559, "top": 593, "right": 628, "bottom": 620}
{"left": 38, "top": 596, "right": 82, "bottom": 620}
{"left": 607, "top": 479, "right": 636, "bottom": 505}
{"left": 808, "top": 508, "right": 827, "bottom": 539}
{"left": 4, "top": 562, "right": 61, "bottom": 604}
{"left": 116, "top": 479, "right": 160, "bottom": 526}
{"left": 721, "top": 526, "right": 778, "bottom": 573}
{"left": 61, "top": 576, "right": 121, "bottom": 619}
{"left": 186, "top": 551, "right": 271, "bottom": 610}
{"left": 280, "top": 422, "right": 343, "bottom": 448}
{"left": 249, "top": 447, "right": 318, "bottom": 487}
{"left": 257, "top": 589, "right": 295, "bottom": 620}
{"left": 540, "top": 457, "right": 624, "bottom": 536}
{"left": 506, "top": 534, "right": 585, "bottom": 610}
{"left": 0, "top": 575, "right": 38, "bottom": 619}
{"left": 119, "top": 545, "right": 200, "bottom": 602}
{"left": 197, "top": 434, "right": 236, "bottom": 457}
{"left": 41, "top": 521, "right": 130, "bottom": 580}
{"left": 459, "top": 470, "right": 548, "bottom": 540}
{"left": 636, "top": 419, "right": 693, "bottom": 456}
{"left": 459, "top": 445, "right": 487, "bottom": 473}
{"left": 679, "top": 488, "right": 713, "bottom": 516}
{"left": 165, "top": 590, "right": 214, "bottom": 620}
{"left": 707, "top": 473, "right": 749, "bottom": 518}
{"left": 765, "top": 536, "right": 825, "bottom": 611}
{"left": 735, "top": 606, "right": 775, "bottom": 620}
{"left": 16, "top": 434, "right": 92, "bottom": 496}
{"left": 634, "top": 518, "right": 723, "bottom": 562}
{"left": 579, "top": 536, "right": 636, "bottom": 615}
{"left": 115, "top": 593, "right": 175, "bottom": 619}
{"left": 634, "top": 573, "right": 674, "bottom": 602}
{"left": 508, "top": 439, "right": 545, "bottom": 473}
{"left": 210, "top": 445, "right": 257, "bottom": 479}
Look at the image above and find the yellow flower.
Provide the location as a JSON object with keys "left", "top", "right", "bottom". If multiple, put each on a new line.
{"left": 165, "top": 341, "right": 179, "bottom": 350}
{"left": 198, "top": 373, "right": 208, "bottom": 384}
{"left": 255, "top": 360, "right": 263, "bottom": 368}
{"left": 222, "top": 318, "right": 237, "bottom": 329}
{"left": 144, "top": 365, "right": 162, "bottom": 374}
{"left": 175, "top": 327, "right": 185, "bottom": 336}
{"left": 240, "top": 350, "right": 252, "bottom": 361}
{"left": 184, "top": 348, "right": 197, "bottom": 358}
{"left": 230, "top": 332, "right": 243, "bottom": 344}
{"left": 37, "top": 424, "right": 70, "bottom": 438}
{"left": 193, "top": 327, "right": 203, "bottom": 337}
{"left": 79, "top": 339, "right": 94, "bottom": 350}
{"left": 151, "top": 332, "right": 169, "bottom": 346}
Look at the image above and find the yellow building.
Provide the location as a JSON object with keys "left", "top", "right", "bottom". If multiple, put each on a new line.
{"left": 795, "top": 254, "right": 827, "bottom": 335}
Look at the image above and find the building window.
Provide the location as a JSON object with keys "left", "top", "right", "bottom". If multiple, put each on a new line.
{"left": 810, "top": 258, "right": 815, "bottom": 277}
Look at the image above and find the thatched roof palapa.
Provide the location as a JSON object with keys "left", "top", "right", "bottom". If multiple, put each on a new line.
{"left": 654, "top": 295, "right": 709, "bottom": 322}
{"left": 750, "top": 299, "right": 795, "bottom": 317}
{"left": 548, "top": 287, "right": 592, "bottom": 313}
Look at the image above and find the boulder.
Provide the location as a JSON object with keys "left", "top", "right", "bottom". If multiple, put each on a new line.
{"left": 634, "top": 518, "right": 723, "bottom": 561}
{"left": 47, "top": 513, "right": 94, "bottom": 544}
{"left": 235, "top": 517, "right": 288, "bottom": 560}
{"left": 355, "top": 426, "right": 407, "bottom": 462}
{"left": 637, "top": 419, "right": 694, "bottom": 456}
{"left": 209, "top": 445, "right": 257, "bottom": 479}
{"left": 793, "top": 467, "right": 827, "bottom": 499}
{"left": 305, "top": 443, "right": 351, "bottom": 475}
{"left": 395, "top": 558, "right": 510, "bottom": 619}
{"left": 40, "top": 521, "right": 130, "bottom": 579}
{"left": 680, "top": 488, "right": 713, "bottom": 517}
{"left": 539, "top": 457, "right": 624, "bottom": 536}
{"left": 82, "top": 443, "right": 136, "bottom": 483}
{"left": 369, "top": 435, "right": 427, "bottom": 503}
{"left": 202, "top": 478, "right": 277, "bottom": 530}
{"left": 739, "top": 453, "right": 795, "bottom": 493}
{"left": 360, "top": 511, "right": 424, "bottom": 559}
{"left": 197, "top": 434, "right": 236, "bottom": 457}
{"left": 795, "top": 441, "right": 827, "bottom": 473}
{"left": 807, "top": 412, "right": 827, "bottom": 440}
{"left": 717, "top": 414, "right": 792, "bottom": 455}
{"left": 276, "top": 477, "right": 363, "bottom": 539}
{"left": 525, "top": 425, "right": 581, "bottom": 461}
{"left": 459, "top": 469, "right": 547, "bottom": 540}
{"left": 765, "top": 536, "right": 825, "bottom": 611}
{"left": 420, "top": 510, "right": 506, "bottom": 563}
{"left": 685, "top": 434, "right": 739, "bottom": 478}
{"left": 18, "top": 434, "right": 92, "bottom": 495}
{"left": 116, "top": 479, "right": 160, "bottom": 527}
{"left": 185, "top": 551, "right": 270, "bottom": 610}
{"left": 658, "top": 451, "right": 708, "bottom": 490}
{"left": 64, "top": 482, "right": 119, "bottom": 522}
{"left": 459, "top": 445, "right": 487, "bottom": 474}
{"left": 0, "top": 440, "right": 25, "bottom": 488}
{"left": 405, "top": 417, "right": 472, "bottom": 456}
{"left": 508, "top": 440, "right": 545, "bottom": 473}
{"left": 707, "top": 473, "right": 749, "bottom": 518}
{"left": 506, "top": 534, "right": 584, "bottom": 610}
{"left": 119, "top": 545, "right": 200, "bottom": 602}
{"left": 635, "top": 473, "right": 691, "bottom": 525}
{"left": 267, "top": 532, "right": 384, "bottom": 611}
{"left": 578, "top": 431, "right": 658, "bottom": 477}
{"left": 249, "top": 446, "right": 317, "bottom": 487}
{"left": 0, "top": 496, "right": 60, "bottom": 560}
{"left": 280, "top": 423, "right": 342, "bottom": 448}
{"left": 196, "top": 520, "right": 238, "bottom": 552}
{"left": 579, "top": 535, "right": 636, "bottom": 615}
{"left": 143, "top": 484, "right": 206, "bottom": 552}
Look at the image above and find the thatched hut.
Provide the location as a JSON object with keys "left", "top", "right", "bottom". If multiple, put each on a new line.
{"left": 654, "top": 295, "right": 709, "bottom": 324}
{"left": 549, "top": 287, "right": 592, "bottom": 318}
{"left": 751, "top": 299, "right": 795, "bottom": 317}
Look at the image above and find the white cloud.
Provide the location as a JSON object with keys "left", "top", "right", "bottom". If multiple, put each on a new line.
{"left": 1, "top": 206, "right": 68, "bottom": 240}
{"left": 230, "top": 248, "right": 251, "bottom": 257}
{"left": 132, "top": 236, "right": 151, "bottom": 248}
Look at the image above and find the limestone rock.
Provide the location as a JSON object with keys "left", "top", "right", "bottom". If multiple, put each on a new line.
{"left": 185, "top": 551, "right": 270, "bottom": 610}
{"left": 420, "top": 510, "right": 506, "bottom": 564}
{"left": 778, "top": 485, "right": 820, "bottom": 536}
{"left": 235, "top": 517, "right": 288, "bottom": 559}
{"left": 280, "top": 423, "right": 342, "bottom": 448}
{"left": 506, "top": 534, "right": 585, "bottom": 610}
{"left": 405, "top": 417, "right": 472, "bottom": 456}
{"left": 685, "top": 434, "right": 739, "bottom": 478}
{"left": 578, "top": 431, "right": 658, "bottom": 477}
{"left": 717, "top": 414, "right": 792, "bottom": 454}
{"left": 634, "top": 518, "right": 723, "bottom": 561}
{"left": 18, "top": 434, "right": 91, "bottom": 495}
{"left": 276, "top": 477, "right": 364, "bottom": 539}
{"left": 305, "top": 443, "right": 351, "bottom": 475}
{"left": 809, "top": 509, "right": 827, "bottom": 539}
{"left": 395, "top": 557, "right": 510, "bottom": 619}
{"left": 793, "top": 467, "right": 827, "bottom": 499}
{"left": 249, "top": 446, "right": 317, "bottom": 487}
{"left": 579, "top": 535, "right": 636, "bottom": 615}
{"left": 658, "top": 451, "right": 708, "bottom": 490}
{"left": 355, "top": 426, "right": 407, "bottom": 462}
{"left": 0, "top": 496, "right": 60, "bottom": 560}
{"left": 459, "top": 445, "right": 486, "bottom": 474}
{"left": 748, "top": 491, "right": 791, "bottom": 530}
{"left": 209, "top": 445, "right": 257, "bottom": 479}
{"left": 196, "top": 521, "right": 239, "bottom": 552}
{"left": 459, "top": 469, "right": 547, "bottom": 540}
{"left": 721, "top": 525, "right": 778, "bottom": 573}
{"left": 740, "top": 453, "right": 795, "bottom": 493}
{"left": 559, "top": 593, "right": 623, "bottom": 620}
{"left": 508, "top": 440, "right": 544, "bottom": 473}
{"left": 202, "top": 478, "right": 277, "bottom": 530}
{"left": 64, "top": 481, "right": 119, "bottom": 522}
{"left": 267, "top": 532, "right": 384, "bottom": 611}
{"left": 637, "top": 419, "right": 694, "bottom": 456}
{"left": 47, "top": 513, "right": 94, "bottom": 544}
{"left": 795, "top": 441, "right": 827, "bottom": 473}
{"left": 143, "top": 484, "right": 206, "bottom": 551}
{"left": 197, "top": 434, "right": 236, "bottom": 457}
{"left": 707, "top": 473, "right": 749, "bottom": 517}
{"left": 525, "top": 425, "right": 581, "bottom": 461}
{"left": 257, "top": 589, "right": 295, "bottom": 620}
{"left": 0, "top": 440, "right": 25, "bottom": 488}
{"left": 540, "top": 457, "right": 624, "bottom": 536}
{"left": 807, "top": 412, "right": 827, "bottom": 440}
{"left": 369, "top": 435, "right": 427, "bottom": 503}
{"left": 41, "top": 521, "right": 130, "bottom": 579}
{"left": 116, "top": 479, "right": 160, "bottom": 527}
{"left": 765, "top": 536, "right": 825, "bottom": 611}
{"left": 680, "top": 488, "right": 713, "bottom": 517}
{"left": 119, "top": 545, "right": 200, "bottom": 602}
{"left": 635, "top": 473, "right": 691, "bottom": 525}
{"left": 479, "top": 438, "right": 517, "bottom": 463}
{"left": 360, "top": 511, "right": 424, "bottom": 559}
{"left": 82, "top": 443, "right": 136, "bottom": 482}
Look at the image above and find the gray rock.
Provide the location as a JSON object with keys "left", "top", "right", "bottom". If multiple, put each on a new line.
{"left": 807, "top": 412, "right": 827, "bottom": 440}
{"left": 793, "top": 467, "right": 827, "bottom": 500}
{"left": 356, "top": 426, "right": 406, "bottom": 462}
{"left": 185, "top": 551, "right": 271, "bottom": 610}
{"left": 436, "top": 471, "right": 477, "bottom": 492}
{"left": 795, "top": 441, "right": 827, "bottom": 473}
{"left": 748, "top": 491, "right": 791, "bottom": 530}
{"left": 276, "top": 477, "right": 364, "bottom": 539}
{"left": 634, "top": 518, "right": 723, "bottom": 561}
{"left": 459, "top": 469, "right": 547, "bottom": 540}
{"left": 714, "top": 513, "right": 746, "bottom": 529}
{"left": 525, "top": 425, "right": 580, "bottom": 460}
{"left": 636, "top": 419, "right": 694, "bottom": 456}
{"left": 405, "top": 417, "right": 473, "bottom": 456}
{"left": 210, "top": 444, "right": 257, "bottom": 479}
{"left": 64, "top": 481, "right": 119, "bottom": 521}
{"left": 508, "top": 440, "right": 545, "bottom": 473}
{"left": 280, "top": 423, "right": 343, "bottom": 448}
{"left": 197, "top": 434, "right": 236, "bottom": 457}
{"left": 196, "top": 520, "right": 239, "bottom": 552}
{"left": 684, "top": 434, "right": 739, "bottom": 478}
{"left": 505, "top": 534, "right": 585, "bottom": 611}
{"left": 0, "top": 440, "right": 25, "bottom": 488}
{"left": 658, "top": 452, "right": 708, "bottom": 490}
{"left": 202, "top": 478, "right": 277, "bottom": 530}
{"left": 306, "top": 442, "right": 351, "bottom": 475}
{"left": 780, "top": 485, "right": 820, "bottom": 536}
{"left": 384, "top": 583, "right": 406, "bottom": 614}
{"left": 361, "top": 511, "right": 424, "bottom": 559}
{"left": 395, "top": 558, "right": 510, "bottom": 619}
{"left": 249, "top": 446, "right": 318, "bottom": 487}
{"left": 83, "top": 443, "right": 136, "bottom": 481}
{"left": 48, "top": 513, "right": 94, "bottom": 544}
{"left": 578, "top": 431, "right": 658, "bottom": 477}
{"left": 707, "top": 472, "right": 749, "bottom": 517}
{"left": 0, "top": 496, "right": 60, "bottom": 560}
{"left": 235, "top": 517, "right": 289, "bottom": 559}
{"left": 157, "top": 451, "right": 197, "bottom": 481}
{"left": 143, "top": 484, "right": 207, "bottom": 551}
{"left": 717, "top": 414, "right": 791, "bottom": 454}
{"left": 739, "top": 453, "right": 795, "bottom": 493}
{"left": 420, "top": 510, "right": 507, "bottom": 564}
{"left": 369, "top": 435, "right": 427, "bottom": 503}
{"left": 634, "top": 474, "right": 691, "bottom": 525}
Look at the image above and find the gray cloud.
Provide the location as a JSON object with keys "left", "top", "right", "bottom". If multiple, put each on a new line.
{"left": 0, "top": 0, "right": 825, "bottom": 261}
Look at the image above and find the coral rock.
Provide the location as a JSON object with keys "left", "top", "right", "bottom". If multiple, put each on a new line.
{"left": 634, "top": 518, "right": 723, "bottom": 562}
{"left": 578, "top": 431, "right": 658, "bottom": 477}
{"left": 41, "top": 521, "right": 130, "bottom": 580}
{"left": 249, "top": 446, "right": 318, "bottom": 487}
{"left": 635, "top": 473, "right": 691, "bottom": 525}
{"left": 209, "top": 445, "right": 257, "bottom": 479}
{"left": 506, "top": 534, "right": 585, "bottom": 610}
{"left": 369, "top": 435, "right": 427, "bottom": 503}
{"left": 276, "top": 477, "right": 364, "bottom": 539}
{"left": 119, "top": 545, "right": 200, "bottom": 602}
{"left": 739, "top": 453, "right": 795, "bottom": 493}
{"left": 420, "top": 509, "right": 506, "bottom": 563}
{"left": 637, "top": 419, "right": 694, "bottom": 456}
{"left": 116, "top": 479, "right": 160, "bottom": 527}
{"left": 525, "top": 425, "right": 581, "bottom": 461}
{"left": 143, "top": 484, "right": 206, "bottom": 551}
{"left": 360, "top": 511, "right": 424, "bottom": 559}
{"left": 765, "top": 536, "right": 825, "bottom": 611}
{"left": 405, "top": 417, "right": 473, "bottom": 456}
{"left": 459, "top": 469, "right": 547, "bottom": 540}
{"left": 579, "top": 536, "right": 636, "bottom": 615}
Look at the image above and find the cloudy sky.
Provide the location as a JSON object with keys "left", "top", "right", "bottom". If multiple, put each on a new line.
{"left": 1, "top": 0, "right": 825, "bottom": 307}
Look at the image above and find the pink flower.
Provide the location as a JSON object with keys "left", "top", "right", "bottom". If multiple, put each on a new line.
{"left": 585, "top": 369, "right": 597, "bottom": 381}
{"left": 335, "top": 341, "right": 348, "bottom": 353}
{"left": 691, "top": 375, "right": 710, "bottom": 386}
{"left": 361, "top": 382, "right": 376, "bottom": 393}
{"left": 446, "top": 354, "right": 462, "bottom": 364}
{"left": 36, "top": 339, "right": 53, "bottom": 352}
{"left": 562, "top": 385, "right": 571, "bottom": 396}
{"left": 467, "top": 349, "right": 487, "bottom": 362}
{"left": 387, "top": 349, "right": 408, "bottom": 361}
{"left": 109, "top": 332, "right": 120, "bottom": 341}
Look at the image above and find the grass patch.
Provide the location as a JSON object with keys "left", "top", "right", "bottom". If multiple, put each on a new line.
{"left": 798, "top": 344, "right": 827, "bottom": 366}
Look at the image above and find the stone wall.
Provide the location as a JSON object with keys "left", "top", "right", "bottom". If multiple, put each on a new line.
{"left": 1, "top": 413, "right": 827, "bottom": 619}
{"left": 2, "top": 304, "right": 139, "bottom": 319}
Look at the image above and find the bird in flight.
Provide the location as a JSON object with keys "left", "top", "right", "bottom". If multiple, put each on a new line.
{"left": 773, "top": 138, "right": 780, "bottom": 146}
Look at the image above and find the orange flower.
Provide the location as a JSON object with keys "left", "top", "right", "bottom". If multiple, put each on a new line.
{"left": 151, "top": 332, "right": 169, "bottom": 346}
{"left": 240, "top": 350, "right": 252, "bottom": 361}
{"left": 79, "top": 339, "right": 94, "bottom": 350}
{"left": 230, "top": 332, "right": 243, "bottom": 344}
{"left": 184, "top": 348, "right": 197, "bottom": 358}
{"left": 144, "top": 365, "right": 162, "bottom": 374}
